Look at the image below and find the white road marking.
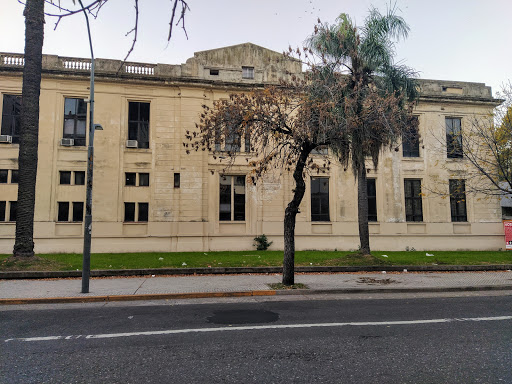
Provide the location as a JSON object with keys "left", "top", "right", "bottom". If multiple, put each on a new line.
{"left": 5, "top": 315, "right": 512, "bottom": 343}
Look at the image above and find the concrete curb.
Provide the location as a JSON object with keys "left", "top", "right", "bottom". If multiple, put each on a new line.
{"left": 2, "top": 264, "right": 512, "bottom": 279}
{"left": 0, "top": 290, "right": 276, "bottom": 305}
{"left": 2, "top": 285, "right": 512, "bottom": 305}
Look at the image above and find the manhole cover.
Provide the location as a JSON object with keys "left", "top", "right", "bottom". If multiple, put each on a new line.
{"left": 207, "top": 309, "right": 279, "bottom": 325}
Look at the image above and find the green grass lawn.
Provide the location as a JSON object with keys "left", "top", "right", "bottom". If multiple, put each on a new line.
{"left": 0, "top": 250, "right": 511, "bottom": 271}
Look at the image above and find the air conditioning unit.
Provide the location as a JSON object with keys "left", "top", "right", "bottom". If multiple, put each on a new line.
{"left": 126, "top": 140, "right": 138, "bottom": 148}
{"left": 60, "top": 138, "right": 74, "bottom": 146}
{"left": 0, "top": 135, "right": 13, "bottom": 144}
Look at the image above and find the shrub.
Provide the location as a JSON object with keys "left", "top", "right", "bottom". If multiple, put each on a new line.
{"left": 254, "top": 234, "right": 273, "bottom": 251}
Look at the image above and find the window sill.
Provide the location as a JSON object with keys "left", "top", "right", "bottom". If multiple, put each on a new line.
{"left": 58, "top": 146, "right": 87, "bottom": 151}
{"left": 401, "top": 157, "right": 423, "bottom": 161}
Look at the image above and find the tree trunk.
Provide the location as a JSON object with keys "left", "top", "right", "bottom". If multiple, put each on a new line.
{"left": 357, "top": 163, "right": 371, "bottom": 255}
{"left": 13, "top": 0, "right": 45, "bottom": 257}
{"left": 283, "top": 146, "right": 311, "bottom": 285}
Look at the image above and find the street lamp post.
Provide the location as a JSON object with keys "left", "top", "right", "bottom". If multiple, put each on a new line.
{"left": 79, "top": 0, "right": 99, "bottom": 293}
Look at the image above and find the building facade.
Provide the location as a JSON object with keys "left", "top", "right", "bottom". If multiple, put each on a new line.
{"left": 0, "top": 43, "right": 504, "bottom": 253}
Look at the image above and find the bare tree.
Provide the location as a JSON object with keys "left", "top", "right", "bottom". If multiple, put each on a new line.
{"left": 13, "top": 0, "right": 189, "bottom": 257}
{"left": 427, "top": 83, "right": 510, "bottom": 199}
{"left": 187, "top": 64, "right": 414, "bottom": 285}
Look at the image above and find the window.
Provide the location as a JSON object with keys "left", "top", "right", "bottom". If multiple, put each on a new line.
{"left": 367, "top": 178, "right": 377, "bottom": 222}
{"left": 128, "top": 102, "right": 150, "bottom": 149}
{"left": 1, "top": 95, "right": 21, "bottom": 143}
{"left": 125, "top": 172, "right": 136, "bottom": 186}
{"left": 402, "top": 116, "right": 420, "bottom": 157}
{"left": 446, "top": 117, "right": 463, "bottom": 158}
{"left": 11, "top": 170, "right": 18, "bottom": 184}
{"left": 449, "top": 179, "right": 467, "bottom": 222}
{"left": 125, "top": 172, "right": 149, "bottom": 186}
{"left": 242, "top": 66, "right": 254, "bottom": 79}
{"left": 57, "top": 202, "right": 69, "bottom": 221}
{"left": 57, "top": 201, "right": 84, "bottom": 222}
{"left": 124, "top": 202, "right": 149, "bottom": 222}
{"left": 0, "top": 201, "right": 16, "bottom": 222}
{"left": 63, "top": 98, "right": 87, "bottom": 146}
{"left": 219, "top": 175, "right": 245, "bottom": 221}
{"left": 311, "top": 177, "right": 330, "bottom": 221}
{"left": 9, "top": 201, "right": 17, "bottom": 222}
{"left": 404, "top": 179, "right": 423, "bottom": 222}
{"left": 215, "top": 125, "right": 250, "bottom": 152}
{"left": 60, "top": 171, "right": 71, "bottom": 185}
{"left": 72, "top": 202, "right": 84, "bottom": 222}
{"left": 139, "top": 173, "right": 149, "bottom": 187}
{"left": 174, "top": 173, "right": 180, "bottom": 188}
{"left": 59, "top": 170, "right": 85, "bottom": 185}
{"left": 75, "top": 171, "right": 85, "bottom": 185}
{"left": 210, "top": 69, "right": 219, "bottom": 76}
{"left": 0, "top": 169, "right": 18, "bottom": 184}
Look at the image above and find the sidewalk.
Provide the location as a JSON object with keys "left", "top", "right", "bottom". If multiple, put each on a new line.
{"left": 1, "top": 271, "right": 512, "bottom": 305}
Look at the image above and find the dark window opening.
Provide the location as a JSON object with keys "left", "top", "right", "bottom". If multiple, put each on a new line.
{"left": 124, "top": 202, "right": 135, "bottom": 222}
{"left": 138, "top": 202, "right": 148, "bottom": 222}
{"left": 174, "top": 173, "right": 180, "bottom": 188}
{"left": 128, "top": 102, "right": 150, "bottom": 149}
{"left": 0, "top": 169, "right": 7, "bottom": 183}
{"left": 210, "top": 69, "right": 219, "bottom": 76}
{"left": 219, "top": 175, "right": 245, "bottom": 221}
{"left": 449, "top": 179, "right": 467, "bottom": 222}
{"left": 75, "top": 171, "right": 85, "bottom": 185}
{"left": 405, "top": 179, "right": 423, "bottom": 222}
{"left": 10, "top": 170, "right": 18, "bottom": 184}
{"left": 311, "top": 177, "right": 330, "bottom": 221}
{"left": 0, "top": 201, "right": 5, "bottom": 221}
{"left": 1, "top": 95, "right": 22, "bottom": 144}
{"left": 402, "top": 116, "right": 420, "bottom": 157}
{"left": 125, "top": 172, "right": 136, "bottom": 186}
{"left": 57, "top": 202, "right": 69, "bottom": 222}
{"left": 72, "top": 202, "right": 84, "bottom": 222}
{"left": 63, "top": 98, "right": 87, "bottom": 146}
{"left": 446, "top": 117, "right": 463, "bottom": 158}
{"left": 9, "top": 201, "right": 17, "bottom": 222}
{"left": 60, "top": 171, "right": 72, "bottom": 185}
{"left": 139, "top": 173, "right": 149, "bottom": 187}
{"left": 367, "top": 178, "right": 377, "bottom": 222}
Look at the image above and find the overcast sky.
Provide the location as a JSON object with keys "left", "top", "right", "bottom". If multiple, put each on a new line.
{"left": 1, "top": 0, "right": 510, "bottom": 95}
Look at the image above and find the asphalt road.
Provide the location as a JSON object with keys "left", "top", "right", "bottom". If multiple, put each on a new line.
{"left": 2, "top": 293, "right": 512, "bottom": 383}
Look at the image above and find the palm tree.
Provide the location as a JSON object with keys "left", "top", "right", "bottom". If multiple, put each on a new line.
{"left": 14, "top": 0, "right": 45, "bottom": 257}
{"left": 308, "top": 7, "right": 419, "bottom": 254}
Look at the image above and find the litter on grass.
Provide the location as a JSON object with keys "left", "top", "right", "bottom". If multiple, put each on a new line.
{"left": 426, "top": 253, "right": 434, "bottom": 256}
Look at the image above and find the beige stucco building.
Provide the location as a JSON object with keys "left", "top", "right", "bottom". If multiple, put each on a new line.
{"left": 0, "top": 43, "right": 504, "bottom": 254}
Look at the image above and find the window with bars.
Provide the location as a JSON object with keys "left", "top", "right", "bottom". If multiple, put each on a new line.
{"left": 449, "top": 179, "right": 467, "bottom": 222}
{"left": 311, "top": 177, "right": 330, "bottom": 222}
{"left": 219, "top": 175, "right": 246, "bottom": 221}
{"left": 63, "top": 98, "right": 87, "bottom": 146}
{"left": 128, "top": 102, "right": 150, "bottom": 149}
{"left": 367, "top": 178, "right": 377, "bottom": 222}
{"left": 1, "top": 94, "right": 21, "bottom": 143}
{"left": 404, "top": 179, "right": 423, "bottom": 222}
{"left": 446, "top": 117, "right": 463, "bottom": 158}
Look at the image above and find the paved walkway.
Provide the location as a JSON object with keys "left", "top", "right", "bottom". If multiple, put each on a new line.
{"left": 1, "top": 271, "right": 512, "bottom": 304}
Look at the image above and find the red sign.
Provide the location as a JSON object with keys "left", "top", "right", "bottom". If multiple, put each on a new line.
{"left": 505, "top": 221, "right": 512, "bottom": 250}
